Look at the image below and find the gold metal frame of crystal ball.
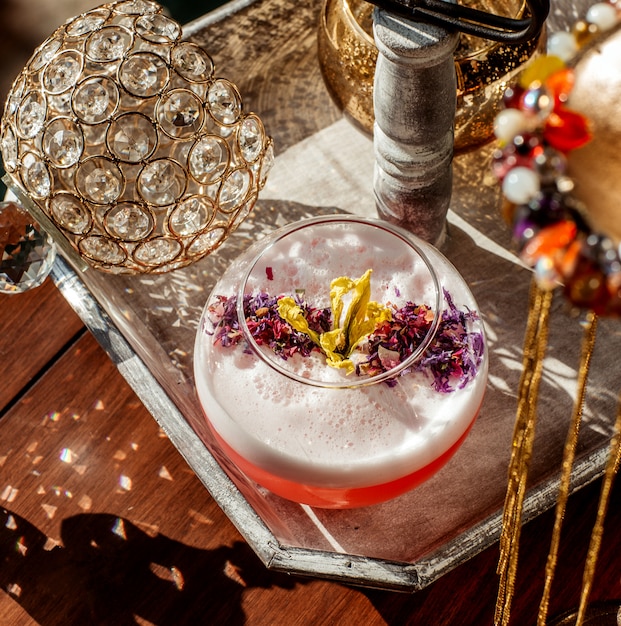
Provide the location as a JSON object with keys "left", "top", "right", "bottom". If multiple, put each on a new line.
{"left": 0, "top": 0, "right": 274, "bottom": 274}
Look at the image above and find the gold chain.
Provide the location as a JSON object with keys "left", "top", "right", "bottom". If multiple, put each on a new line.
{"left": 576, "top": 397, "right": 621, "bottom": 624}
{"left": 495, "top": 279, "right": 554, "bottom": 626}
{"left": 537, "top": 311, "right": 598, "bottom": 625}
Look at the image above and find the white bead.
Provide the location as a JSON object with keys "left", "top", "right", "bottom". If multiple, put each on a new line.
{"left": 493, "top": 108, "right": 528, "bottom": 142}
{"left": 533, "top": 257, "right": 560, "bottom": 290}
{"left": 586, "top": 3, "right": 618, "bottom": 31}
{"left": 502, "top": 166, "right": 540, "bottom": 204}
{"left": 546, "top": 31, "right": 578, "bottom": 62}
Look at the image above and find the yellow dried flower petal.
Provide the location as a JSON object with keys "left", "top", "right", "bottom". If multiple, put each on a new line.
{"left": 319, "top": 328, "right": 346, "bottom": 356}
{"left": 331, "top": 270, "right": 390, "bottom": 350}
{"left": 277, "top": 297, "right": 320, "bottom": 345}
{"left": 277, "top": 270, "right": 391, "bottom": 373}
{"left": 327, "top": 355, "right": 356, "bottom": 374}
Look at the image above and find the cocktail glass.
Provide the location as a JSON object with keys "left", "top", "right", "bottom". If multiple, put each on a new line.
{"left": 194, "top": 215, "right": 488, "bottom": 508}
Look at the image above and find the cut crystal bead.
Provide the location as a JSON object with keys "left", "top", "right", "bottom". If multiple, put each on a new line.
{"left": 72, "top": 76, "right": 119, "bottom": 124}
{"left": 43, "top": 51, "right": 83, "bottom": 94}
{"left": 135, "top": 14, "right": 181, "bottom": 43}
{"left": 120, "top": 52, "right": 169, "bottom": 98}
{"left": 169, "top": 196, "right": 213, "bottom": 235}
{"left": 30, "top": 37, "right": 62, "bottom": 72}
{"left": 230, "top": 196, "right": 256, "bottom": 231}
{"left": 105, "top": 203, "right": 153, "bottom": 240}
{"left": 49, "top": 193, "right": 91, "bottom": 234}
{"left": 21, "top": 153, "right": 51, "bottom": 198}
{"left": 4, "top": 78, "right": 25, "bottom": 119}
{"left": 16, "top": 92, "right": 46, "bottom": 139}
{"left": 79, "top": 235, "right": 126, "bottom": 264}
{"left": 138, "top": 159, "right": 185, "bottom": 206}
{"left": 171, "top": 43, "right": 214, "bottom": 83}
{"left": 157, "top": 89, "right": 203, "bottom": 139}
{"left": 208, "top": 79, "right": 241, "bottom": 125}
{"left": 134, "top": 237, "right": 181, "bottom": 265}
{"left": 188, "top": 136, "right": 228, "bottom": 183}
{"left": 0, "top": 200, "right": 56, "bottom": 294}
{"left": 1, "top": 125, "right": 18, "bottom": 172}
{"left": 114, "top": 0, "right": 160, "bottom": 15}
{"left": 86, "top": 26, "right": 133, "bottom": 62}
{"left": 218, "top": 168, "right": 251, "bottom": 212}
{"left": 239, "top": 116, "right": 264, "bottom": 163}
{"left": 188, "top": 226, "right": 226, "bottom": 255}
{"left": 107, "top": 112, "right": 157, "bottom": 162}
{"left": 259, "top": 141, "right": 274, "bottom": 187}
{"left": 65, "top": 10, "right": 110, "bottom": 37}
{"left": 42, "top": 117, "right": 84, "bottom": 168}
{"left": 76, "top": 157, "right": 124, "bottom": 204}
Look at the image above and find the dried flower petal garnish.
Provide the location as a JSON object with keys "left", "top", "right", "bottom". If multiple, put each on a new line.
{"left": 208, "top": 291, "right": 330, "bottom": 359}
{"left": 278, "top": 270, "right": 392, "bottom": 373}
{"left": 206, "top": 277, "right": 484, "bottom": 393}
{"left": 362, "top": 288, "right": 485, "bottom": 391}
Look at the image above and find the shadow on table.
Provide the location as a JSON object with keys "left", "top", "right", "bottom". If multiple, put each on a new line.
{"left": 0, "top": 508, "right": 298, "bottom": 625}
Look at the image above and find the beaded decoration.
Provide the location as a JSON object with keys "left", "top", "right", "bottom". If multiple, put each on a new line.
{"left": 492, "top": 1, "right": 621, "bottom": 316}
{"left": 493, "top": 5, "right": 621, "bottom": 626}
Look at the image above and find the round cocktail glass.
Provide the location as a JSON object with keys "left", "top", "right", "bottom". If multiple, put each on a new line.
{"left": 194, "top": 216, "right": 488, "bottom": 508}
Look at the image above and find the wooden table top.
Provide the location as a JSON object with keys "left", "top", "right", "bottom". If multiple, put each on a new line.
{"left": 2, "top": 0, "right": 621, "bottom": 624}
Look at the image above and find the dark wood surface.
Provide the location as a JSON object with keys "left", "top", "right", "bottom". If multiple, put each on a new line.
{"left": 1, "top": 275, "right": 621, "bottom": 625}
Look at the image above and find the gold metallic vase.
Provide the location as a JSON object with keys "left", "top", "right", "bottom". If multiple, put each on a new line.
{"left": 317, "top": 0, "right": 545, "bottom": 153}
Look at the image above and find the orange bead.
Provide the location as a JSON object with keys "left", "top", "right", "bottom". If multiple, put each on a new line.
{"left": 521, "top": 220, "right": 578, "bottom": 265}
{"left": 605, "top": 272, "right": 621, "bottom": 317}
{"left": 501, "top": 198, "right": 518, "bottom": 225}
{"left": 556, "top": 239, "right": 582, "bottom": 279}
{"left": 545, "top": 68, "right": 575, "bottom": 107}
{"left": 564, "top": 256, "right": 607, "bottom": 313}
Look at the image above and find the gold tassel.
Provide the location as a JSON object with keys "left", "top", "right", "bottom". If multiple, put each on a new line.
{"left": 537, "top": 311, "right": 598, "bottom": 625}
{"left": 575, "top": 395, "right": 621, "bottom": 625}
{"left": 495, "top": 280, "right": 554, "bottom": 626}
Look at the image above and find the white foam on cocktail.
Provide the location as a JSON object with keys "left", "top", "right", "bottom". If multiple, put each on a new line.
{"left": 195, "top": 296, "right": 486, "bottom": 490}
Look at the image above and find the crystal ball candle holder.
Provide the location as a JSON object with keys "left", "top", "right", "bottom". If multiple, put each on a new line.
{"left": 194, "top": 216, "right": 488, "bottom": 508}
{"left": 0, "top": 0, "right": 274, "bottom": 273}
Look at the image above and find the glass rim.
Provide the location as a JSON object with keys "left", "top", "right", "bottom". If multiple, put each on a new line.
{"left": 236, "top": 214, "right": 442, "bottom": 389}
